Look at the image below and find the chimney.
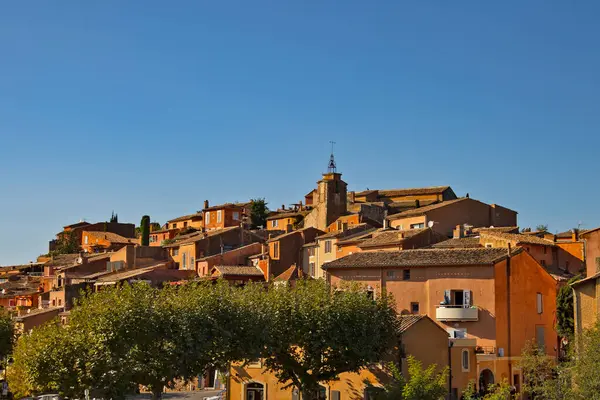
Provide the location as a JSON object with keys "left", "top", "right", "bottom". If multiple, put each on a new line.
{"left": 383, "top": 218, "right": 389, "bottom": 230}
{"left": 282, "top": 204, "right": 286, "bottom": 210}
{"left": 204, "top": 200, "right": 209, "bottom": 209}
{"left": 348, "top": 191, "right": 356, "bottom": 203}
{"left": 453, "top": 225, "right": 464, "bottom": 239}
{"left": 415, "top": 199, "right": 420, "bottom": 208}
{"left": 299, "top": 201, "right": 303, "bottom": 211}
{"left": 572, "top": 229, "right": 579, "bottom": 242}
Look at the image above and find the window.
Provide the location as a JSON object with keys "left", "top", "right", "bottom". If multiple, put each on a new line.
{"left": 485, "top": 243, "right": 493, "bottom": 248}
{"left": 443, "top": 290, "right": 472, "bottom": 307}
{"left": 410, "top": 223, "right": 425, "bottom": 229}
{"left": 52, "top": 299, "right": 56, "bottom": 306}
{"left": 325, "top": 240, "right": 332, "bottom": 253}
{"left": 272, "top": 219, "right": 278, "bottom": 228}
{"left": 58, "top": 299, "right": 62, "bottom": 306}
{"left": 537, "top": 293, "right": 543, "bottom": 314}
{"left": 233, "top": 211, "right": 239, "bottom": 220}
{"left": 309, "top": 263, "right": 315, "bottom": 277}
{"left": 543, "top": 246, "right": 547, "bottom": 254}
{"left": 172, "top": 223, "right": 178, "bottom": 229}
{"left": 398, "top": 225, "right": 403, "bottom": 230}
{"left": 331, "top": 391, "right": 341, "bottom": 400}
{"left": 272, "top": 242, "right": 280, "bottom": 259}
{"left": 540, "top": 259, "right": 546, "bottom": 267}
{"left": 182, "top": 253, "right": 187, "bottom": 270}
{"left": 386, "top": 270, "right": 396, "bottom": 278}
{"left": 217, "top": 210, "right": 222, "bottom": 223}
{"left": 337, "top": 220, "right": 342, "bottom": 230}
{"left": 536, "top": 326, "right": 545, "bottom": 351}
{"left": 403, "top": 269, "right": 410, "bottom": 280}
{"left": 173, "top": 248, "right": 179, "bottom": 256}
{"left": 183, "top": 222, "right": 188, "bottom": 228}
{"left": 205, "top": 212, "right": 210, "bottom": 224}
{"left": 462, "top": 349, "right": 470, "bottom": 371}
{"left": 84, "top": 235, "right": 88, "bottom": 244}
{"left": 411, "top": 302, "right": 419, "bottom": 314}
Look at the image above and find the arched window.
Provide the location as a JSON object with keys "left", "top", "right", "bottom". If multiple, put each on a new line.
{"left": 245, "top": 382, "right": 264, "bottom": 400}
{"left": 462, "top": 349, "right": 470, "bottom": 371}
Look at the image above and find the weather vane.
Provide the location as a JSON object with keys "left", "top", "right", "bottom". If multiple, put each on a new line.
{"left": 328, "top": 141, "right": 337, "bottom": 173}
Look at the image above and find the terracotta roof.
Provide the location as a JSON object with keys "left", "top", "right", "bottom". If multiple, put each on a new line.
{"left": 317, "top": 224, "right": 375, "bottom": 240}
{"left": 266, "top": 212, "right": 307, "bottom": 221}
{"left": 203, "top": 202, "right": 249, "bottom": 211}
{"left": 323, "top": 248, "right": 518, "bottom": 269}
{"left": 163, "top": 226, "right": 244, "bottom": 247}
{"left": 86, "top": 231, "right": 138, "bottom": 245}
{"left": 94, "top": 263, "right": 191, "bottom": 285}
{"left": 273, "top": 265, "right": 299, "bottom": 282}
{"left": 432, "top": 237, "right": 482, "bottom": 249}
{"left": 358, "top": 228, "right": 428, "bottom": 249}
{"left": 302, "top": 242, "right": 319, "bottom": 248}
{"left": 580, "top": 227, "right": 600, "bottom": 238}
{"left": 63, "top": 221, "right": 91, "bottom": 229}
{"left": 398, "top": 314, "right": 427, "bottom": 333}
{"left": 387, "top": 198, "right": 468, "bottom": 219}
{"left": 14, "top": 307, "right": 61, "bottom": 321}
{"left": 479, "top": 232, "right": 554, "bottom": 246}
{"left": 167, "top": 212, "right": 203, "bottom": 223}
{"left": 472, "top": 226, "right": 519, "bottom": 234}
{"left": 266, "top": 227, "right": 323, "bottom": 243}
{"left": 336, "top": 230, "right": 377, "bottom": 246}
{"left": 212, "top": 265, "right": 265, "bottom": 277}
{"left": 572, "top": 274, "right": 599, "bottom": 287}
{"left": 356, "top": 186, "right": 451, "bottom": 197}
{"left": 44, "top": 254, "right": 80, "bottom": 267}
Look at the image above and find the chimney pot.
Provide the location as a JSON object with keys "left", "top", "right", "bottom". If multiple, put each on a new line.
{"left": 453, "top": 225, "right": 464, "bottom": 239}
{"left": 282, "top": 204, "right": 286, "bottom": 210}
{"left": 572, "top": 229, "right": 579, "bottom": 242}
{"left": 204, "top": 200, "right": 209, "bottom": 209}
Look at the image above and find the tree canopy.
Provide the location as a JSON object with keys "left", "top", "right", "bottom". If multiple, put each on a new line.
{"left": 261, "top": 280, "right": 398, "bottom": 398}
{"left": 249, "top": 198, "right": 269, "bottom": 229}
{"left": 140, "top": 215, "right": 150, "bottom": 246}
{"left": 50, "top": 230, "right": 80, "bottom": 256}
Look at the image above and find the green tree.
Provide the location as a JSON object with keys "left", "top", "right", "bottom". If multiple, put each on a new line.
{"left": 261, "top": 280, "right": 398, "bottom": 399}
{"left": 140, "top": 215, "right": 150, "bottom": 246}
{"left": 519, "top": 341, "right": 555, "bottom": 398}
{"left": 557, "top": 275, "right": 581, "bottom": 340}
{"left": 110, "top": 211, "right": 118, "bottom": 223}
{"left": 536, "top": 224, "right": 549, "bottom": 232}
{"left": 249, "top": 198, "right": 269, "bottom": 229}
{"left": 369, "top": 358, "right": 447, "bottom": 400}
{"left": 0, "top": 311, "right": 14, "bottom": 362}
{"left": 572, "top": 319, "right": 600, "bottom": 398}
{"left": 50, "top": 230, "right": 80, "bottom": 256}
{"left": 9, "top": 321, "right": 85, "bottom": 398}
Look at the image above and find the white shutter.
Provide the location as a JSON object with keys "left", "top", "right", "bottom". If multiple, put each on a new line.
{"left": 464, "top": 290, "right": 471, "bottom": 307}
{"left": 444, "top": 290, "right": 451, "bottom": 304}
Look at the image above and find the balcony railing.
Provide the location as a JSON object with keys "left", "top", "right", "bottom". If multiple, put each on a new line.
{"left": 435, "top": 305, "right": 479, "bottom": 321}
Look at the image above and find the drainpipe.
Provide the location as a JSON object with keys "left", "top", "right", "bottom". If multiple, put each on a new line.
{"left": 506, "top": 244, "right": 512, "bottom": 382}
{"left": 448, "top": 341, "right": 454, "bottom": 399}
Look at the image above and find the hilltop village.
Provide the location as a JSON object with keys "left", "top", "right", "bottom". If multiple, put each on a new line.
{"left": 2, "top": 157, "right": 599, "bottom": 399}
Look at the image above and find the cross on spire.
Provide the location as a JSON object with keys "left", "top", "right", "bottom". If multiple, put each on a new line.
{"left": 328, "top": 141, "right": 337, "bottom": 173}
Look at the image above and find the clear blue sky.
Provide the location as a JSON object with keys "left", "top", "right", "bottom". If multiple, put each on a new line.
{"left": 1, "top": 1, "right": 599, "bottom": 265}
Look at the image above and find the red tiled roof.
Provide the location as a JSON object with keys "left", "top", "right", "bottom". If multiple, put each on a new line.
{"left": 273, "top": 265, "right": 299, "bottom": 282}
{"left": 323, "top": 248, "right": 519, "bottom": 269}
{"left": 387, "top": 198, "right": 468, "bottom": 219}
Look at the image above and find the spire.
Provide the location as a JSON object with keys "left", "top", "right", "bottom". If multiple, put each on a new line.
{"left": 328, "top": 141, "right": 337, "bottom": 173}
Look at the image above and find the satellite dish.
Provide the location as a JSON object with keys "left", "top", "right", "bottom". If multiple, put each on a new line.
{"left": 427, "top": 221, "right": 435, "bottom": 228}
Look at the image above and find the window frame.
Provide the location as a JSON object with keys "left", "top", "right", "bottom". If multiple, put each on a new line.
{"left": 410, "top": 302, "right": 419, "bottom": 314}
{"left": 325, "top": 240, "right": 332, "bottom": 253}
{"left": 461, "top": 349, "right": 470, "bottom": 372}
{"left": 217, "top": 210, "right": 222, "bottom": 223}
{"left": 403, "top": 269, "right": 410, "bottom": 280}
{"left": 537, "top": 292, "right": 543, "bottom": 314}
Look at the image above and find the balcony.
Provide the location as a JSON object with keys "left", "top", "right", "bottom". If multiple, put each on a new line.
{"left": 435, "top": 305, "right": 478, "bottom": 322}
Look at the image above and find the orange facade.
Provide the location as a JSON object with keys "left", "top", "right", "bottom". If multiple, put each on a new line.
{"left": 204, "top": 205, "right": 245, "bottom": 230}
{"left": 325, "top": 250, "right": 558, "bottom": 396}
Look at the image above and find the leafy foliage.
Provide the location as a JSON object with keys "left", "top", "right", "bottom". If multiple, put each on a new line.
{"left": 462, "top": 379, "right": 515, "bottom": 400}
{"left": 556, "top": 275, "right": 581, "bottom": 339}
{"left": 0, "top": 310, "right": 14, "bottom": 360}
{"left": 536, "top": 224, "right": 549, "bottom": 232}
{"left": 249, "top": 198, "right": 269, "bottom": 229}
{"left": 520, "top": 341, "right": 556, "bottom": 398}
{"left": 140, "top": 215, "right": 150, "bottom": 246}
{"left": 261, "top": 280, "right": 398, "bottom": 397}
{"left": 110, "top": 211, "right": 118, "bottom": 223}
{"left": 50, "top": 230, "right": 80, "bottom": 256}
